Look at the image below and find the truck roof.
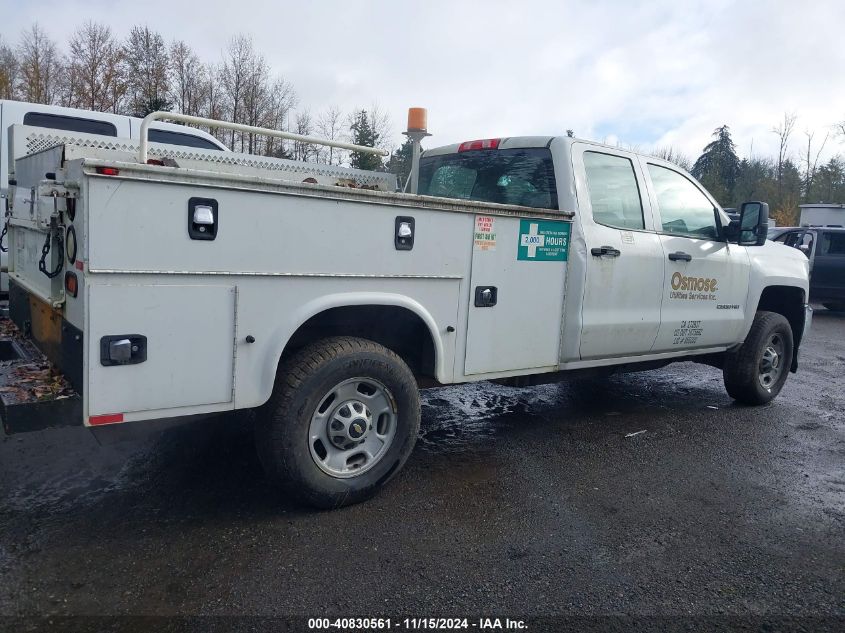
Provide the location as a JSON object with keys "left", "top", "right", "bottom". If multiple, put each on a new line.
{"left": 422, "top": 135, "right": 663, "bottom": 159}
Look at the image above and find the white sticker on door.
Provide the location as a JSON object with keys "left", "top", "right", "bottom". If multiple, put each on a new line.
{"left": 474, "top": 216, "right": 496, "bottom": 251}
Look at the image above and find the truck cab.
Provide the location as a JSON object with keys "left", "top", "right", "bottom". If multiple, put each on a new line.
{"left": 418, "top": 136, "right": 810, "bottom": 367}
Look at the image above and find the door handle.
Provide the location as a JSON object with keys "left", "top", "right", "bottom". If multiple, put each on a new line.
{"left": 474, "top": 286, "right": 498, "bottom": 307}
{"left": 590, "top": 245, "right": 621, "bottom": 258}
{"left": 668, "top": 251, "right": 692, "bottom": 262}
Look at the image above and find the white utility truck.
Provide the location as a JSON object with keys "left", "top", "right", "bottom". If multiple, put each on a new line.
{"left": 0, "top": 113, "right": 811, "bottom": 508}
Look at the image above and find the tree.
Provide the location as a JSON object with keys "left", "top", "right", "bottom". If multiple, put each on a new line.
{"left": 348, "top": 109, "right": 383, "bottom": 171}
{"left": 124, "top": 26, "right": 170, "bottom": 116}
{"left": 316, "top": 105, "right": 344, "bottom": 165}
{"left": 386, "top": 138, "right": 414, "bottom": 188}
{"left": 772, "top": 112, "right": 797, "bottom": 201}
{"left": 814, "top": 157, "right": 845, "bottom": 203}
{"left": 0, "top": 36, "right": 18, "bottom": 100}
{"left": 292, "top": 109, "right": 318, "bottom": 162}
{"left": 801, "top": 129, "right": 829, "bottom": 203}
{"left": 774, "top": 158, "right": 802, "bottom": 225}
{"left": 220, "top": 35, "right": 253, "bottom": 150}
{"left": 733, "top": 157, "right": 774, "bottom": 207}
{"left": 651, "top": 146, "right": 692, "bottom": 171}
{"left": 261, "top": 78, "right": 297, "bottom": 157}
{"left": 65, "top": 22, "right": 121, "bottom": 111}
{"left": 17, "top": 24, "right": 61, "bottom": 104}
{"left": 201, "top": 62, "right": 225, "bottom": 140}
{"left": 691, "top": 125, "right": 740, "bottom": 204}
{"left": 170, "top": 40, "right": 205, "bottom": 117}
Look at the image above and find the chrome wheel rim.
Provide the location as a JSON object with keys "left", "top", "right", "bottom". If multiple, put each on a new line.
{"left": 308, "top": 377, "right": 398, "bottom": 478}
{"left": 758, "top": 333, "right": 785, "bottom": 391}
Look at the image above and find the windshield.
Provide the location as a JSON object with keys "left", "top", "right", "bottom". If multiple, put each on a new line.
{"left": 418, "top": 147, "right": 558, "bottom": 210}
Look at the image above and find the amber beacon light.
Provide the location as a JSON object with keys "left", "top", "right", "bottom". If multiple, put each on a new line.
{"left": 407, "top": 107, "right": 428, "bottom": 133}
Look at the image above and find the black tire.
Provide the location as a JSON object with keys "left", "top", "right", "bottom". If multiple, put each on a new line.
{"left": 255, "top": 336, "right": 420, "bottom": 509}
{"left": 822, "top": 302, "right": 845, "bottom": 312}
{"left": 723, "top": 311, "right": 793, "bottom": 405}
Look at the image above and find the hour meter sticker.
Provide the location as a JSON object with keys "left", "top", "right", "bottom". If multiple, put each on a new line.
{"left": 517, "top": 219, "right": 571, "bottom": 261}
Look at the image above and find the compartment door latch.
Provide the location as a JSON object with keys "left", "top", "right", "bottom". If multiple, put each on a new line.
{"left": 100, "top": 335, "right": 148, "bottom": 366}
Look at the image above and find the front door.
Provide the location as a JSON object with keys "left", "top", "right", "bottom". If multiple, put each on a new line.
{"left": 573, "top": 144, "right": 665, "bottom": 359}
{"left": 641, "top": 161, "right": 750, "bottom": 351}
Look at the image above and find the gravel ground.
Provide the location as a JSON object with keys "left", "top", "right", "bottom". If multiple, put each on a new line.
{"left": 0, "top": 309, "right": 843, "bottom": 625}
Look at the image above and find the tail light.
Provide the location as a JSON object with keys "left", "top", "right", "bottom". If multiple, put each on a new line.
{"left": 95, "top": 166, "right": 120, "bottom": 176}
{"left": 64, "top": 271, "right": 78, "bottom": 297}
{"left": 458, "top": 138, "right": 500, "bottom": 152}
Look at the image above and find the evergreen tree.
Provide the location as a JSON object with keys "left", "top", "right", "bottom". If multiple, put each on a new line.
{"left": 814, "top": 157, "right": 845, "bottom": 203}
{"left": 386, "top": 139, "right": 414, "bottom": 188}
{"left": 349, "top": 109, "right": 383, "bottom": 171}
{"left": 691, "top": 125, "right": 740, "bottom": 204}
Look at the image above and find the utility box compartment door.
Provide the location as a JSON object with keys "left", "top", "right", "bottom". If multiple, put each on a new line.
{"left": 464, "top": 215, "right": 568, "bottom": 375}
{"left": 87, "top": 284, "right": 235, "bottom": 416}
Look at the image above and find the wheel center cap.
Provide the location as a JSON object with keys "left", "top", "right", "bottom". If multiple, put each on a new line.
{"left": 326, "top": 400, "right": 372, "bottom": 450}
{"left": 348, "top": 418, "right": 367, "bottom": 440}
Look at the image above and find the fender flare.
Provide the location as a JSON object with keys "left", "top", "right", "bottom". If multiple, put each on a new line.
{"left": 260, "top": 292, "right": 448, "bottom": 401}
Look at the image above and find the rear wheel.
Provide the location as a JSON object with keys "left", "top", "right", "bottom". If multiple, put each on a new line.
{"left": 823, "top": 302, "right": 845, "bottom": 312}
{"left": 256, "top": 336, "right": 420, "bottom": 509}
{"left": 723, "top": 311, "right": 793, "bottom": 405}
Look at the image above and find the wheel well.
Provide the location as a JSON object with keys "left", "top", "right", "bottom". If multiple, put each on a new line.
{"left": 283, "top": 306, "right": 437, "bottom": 380}
{"left": 757, "top": 286, "right": 806, "bottom": 348}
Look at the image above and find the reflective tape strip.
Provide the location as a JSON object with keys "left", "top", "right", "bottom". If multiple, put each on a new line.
{"left": 89, "top": 413, "right": 124, "bottom": 426}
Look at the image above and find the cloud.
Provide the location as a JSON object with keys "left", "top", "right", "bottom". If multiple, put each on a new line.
{"left": 3, "top": 0, "right": 843, "bottom": 163}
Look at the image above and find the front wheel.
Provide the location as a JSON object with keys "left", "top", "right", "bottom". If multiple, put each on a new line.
{"left": 723, "top": 311, "right": 793, "bottom": 405}
{"left": 256, "top": 337, "right": 420, "bottom": 509}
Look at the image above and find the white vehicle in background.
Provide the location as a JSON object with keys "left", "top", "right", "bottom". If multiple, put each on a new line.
{"left": 0, "top": 100, "right": 228, "bottom": 293}
{"left": 0, "top": 110, "right": 812, "bottom": 509}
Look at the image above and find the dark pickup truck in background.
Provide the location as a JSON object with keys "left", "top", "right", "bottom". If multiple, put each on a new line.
{"left": 771, "top": 226, "right": 845, "bottom": 311}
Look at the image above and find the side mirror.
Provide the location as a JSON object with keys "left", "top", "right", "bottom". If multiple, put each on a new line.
{"left": 739, "top": 201, "right": 769, "bottom": 246}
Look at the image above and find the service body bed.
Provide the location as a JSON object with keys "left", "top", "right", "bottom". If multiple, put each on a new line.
{"left": 3, "top": 136, "right": 572, "bottom": 432}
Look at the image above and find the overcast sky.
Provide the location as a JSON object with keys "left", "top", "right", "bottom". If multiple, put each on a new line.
{"left": 3, "top": 0, "right": 844, "bottom": 163}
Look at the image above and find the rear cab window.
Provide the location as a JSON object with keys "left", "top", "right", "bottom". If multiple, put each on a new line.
{"left": 418, "top": 147, "right": 558, "bottom": 210}
{"left": 23, "top": 112, "right": 117, "bottom": 136}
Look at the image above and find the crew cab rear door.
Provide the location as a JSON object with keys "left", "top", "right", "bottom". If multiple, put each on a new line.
{"left": 640, "top": 160, "right": 750, "bottom": 351}
{"left": 572, "top": 144, "right": 664, "bottom": 359}
{"left": 811, "top": 231, "right": 845, "bottom": 302}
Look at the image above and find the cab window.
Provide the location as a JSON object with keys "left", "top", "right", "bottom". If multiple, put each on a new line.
{"left": 647, "top": 164, "right": 718, "bottom": 239}
{"left": 583, "top": 152, "right": 644, "bottom": 230}
{"left": 820, "top": 232, "right": 845, "bottom": 255}
{"left": 418, "top": 148, "right": 558, "bottom": 210}
{"left": 148, "top": 129, "right": 222, "bottom": 151}
{"left": 23, "top": 112, "right": 117, "bottom": 136}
